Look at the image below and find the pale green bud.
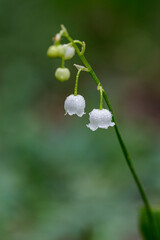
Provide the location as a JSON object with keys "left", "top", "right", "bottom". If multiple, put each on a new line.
{"left": 47, "top": 45, "right": 65, "bottom": 58}
{"left": 55, "top": 68, "right": 70, "bottom": 82}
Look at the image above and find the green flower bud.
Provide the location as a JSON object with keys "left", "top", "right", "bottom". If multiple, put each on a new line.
{"left": 55, "top": 68, "right": 70, "bottom": 82}
{"left": 47, "top": 45, "right": 65, "bottom": 58}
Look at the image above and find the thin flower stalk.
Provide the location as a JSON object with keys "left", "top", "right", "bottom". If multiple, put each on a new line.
{"left": 61, "top": 25, "right": 157, "bottom": 240}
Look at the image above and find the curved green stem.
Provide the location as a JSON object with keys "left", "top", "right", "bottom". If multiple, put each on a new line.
{"left": 63, "top": 29, "right": 157, "bottom": 239}
{"left": 74, "top": 69, "right": 80, "bottom": 96}
{"left": 73, "top": 40, "right": 86, "bottom": 55}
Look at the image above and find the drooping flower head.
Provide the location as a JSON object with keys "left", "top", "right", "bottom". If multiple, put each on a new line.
{"left": 64, "top": 94, "right": 85, "bottom": 117}
{"left": 87, "top": 109, "right": 115, "bottom": 131}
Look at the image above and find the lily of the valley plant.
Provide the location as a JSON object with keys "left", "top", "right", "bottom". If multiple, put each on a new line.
{"left": 47, "top": 25, "right": 157, "bottom": 239}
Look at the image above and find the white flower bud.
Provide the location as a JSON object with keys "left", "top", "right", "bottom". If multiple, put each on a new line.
{"left": 63, "top": 44, "right": 75, "bottom": 60}
{"left": 87, "top": 109, "right": 115, "bottom": 131}
{"left": 54, "top": 33, "right": 61, "bottom": 42}
{"left": 55, "top": 68, "right": 70, "bottom": 82}
{"left": 64, "top": 94, "right": 85, "bottom": 117}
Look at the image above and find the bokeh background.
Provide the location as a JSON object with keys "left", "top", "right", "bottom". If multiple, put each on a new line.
{"left": 0, "top": 0, "right": 160, "bottom": 239}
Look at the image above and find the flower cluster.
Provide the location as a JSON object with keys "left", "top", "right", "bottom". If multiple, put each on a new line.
{"left": 47, "top": 26, "right": 115, "bottom": 131}
{"left": 64, "top": 94, "right": 115, "bottom": 131}
{"left": 64, "top": 86, "right": 115, "bottom": 131}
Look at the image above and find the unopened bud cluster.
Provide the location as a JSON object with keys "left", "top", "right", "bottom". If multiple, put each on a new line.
{"left": 47, "top": 32, "right": 75, "bottom": 82}
{"left": 47, "top": 44, "right": 75, "bottom": 60}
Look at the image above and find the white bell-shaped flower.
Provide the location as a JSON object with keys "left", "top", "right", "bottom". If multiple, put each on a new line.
{"left": 87, "top": 109, "right": 115, "bottom": 131}
{"left": 64, "top": 94, "right": 85, "bottom": 117}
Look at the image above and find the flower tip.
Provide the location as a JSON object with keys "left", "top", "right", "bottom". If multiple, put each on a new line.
{"left": 77, "top": 112, "right": 86, "bottom": 117}
{"left": 86, "top": 124, "right": 97, "bottom": 131}
{"left": 110, "top": 122, "right": 115, "bottom": 127}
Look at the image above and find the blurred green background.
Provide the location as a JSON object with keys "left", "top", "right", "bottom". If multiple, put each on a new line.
{"left": 0, "top": 0, "right": 160, "bottom": 239}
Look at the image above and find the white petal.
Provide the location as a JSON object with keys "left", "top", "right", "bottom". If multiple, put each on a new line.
{"left": 109, "top": 122, "right": 115, "bottom": 127}
{"left": 77, "top": 111, "right": 85, "bottom": 117}
{"left": 86, "top": 123, "right": 98, "bottom": 131}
